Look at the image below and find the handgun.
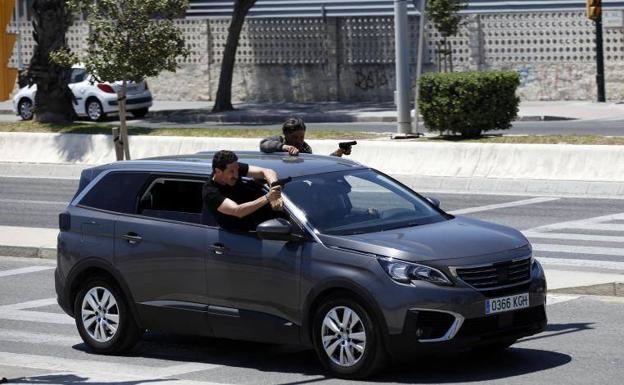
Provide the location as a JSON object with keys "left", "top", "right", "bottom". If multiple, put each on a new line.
{"left": 270, "top": 177, "right": 292, "bottom": 188}
{"left": 339, "top": 141, "right": 357, "bottom": 150}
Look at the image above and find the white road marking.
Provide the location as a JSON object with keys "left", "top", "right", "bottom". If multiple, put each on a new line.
{"left": 0, "top": 198, "right": 67, "bottom": 205}
{"left": 450, "top": 197, "right": 559, "bottom": 215}
{"left": 0, "top": 297, "right": 57, "bottom": 310}
{"left": 0, "top": 352, "right": 224, "bottom": 383}
{"left": 0, "top": 328, "right": 80, "bottom": 346}
{"left": 0, "top": 298, "right": 73, "bottom": 325}
{"left": 524, "top": 231, "right": 624, "bottom": 243}
{"left": 527, "top": 212, "right": 624, "bottom": 233}
{"left": 537, "top": 256, "right": 624, "bottom": 271}
{"left": 0, "top": 266, "right": 55, "bottom": 277}
{"left": 0, "top": 309, "right": 74, "bottom": 325}
{"left": 533, "top": 243, "right": 624, "bottom": 257}
{"left": 557, "top": 223, "right": 624, "bottom": 232}
{"left": 547, "top": 294, "right": 581, "bottom": 305}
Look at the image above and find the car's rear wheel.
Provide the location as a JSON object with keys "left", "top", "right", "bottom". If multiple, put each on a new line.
{"left": 18, "top": 98, "right": 34, "bottom": 120}
{"left": 132, "top": 108, "right": 149, "bottom": 118}
{"left": 312, "top": 295, "right": 388, "bottom": 379}
{"left": 86, "top": 98, "right": 105, "bottom": 122}
{"left": 74, "top": 277, "right": 141, "bottom": 354}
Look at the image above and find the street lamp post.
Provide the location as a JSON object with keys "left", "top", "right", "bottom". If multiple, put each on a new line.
{"left": 393, "top": 0, "right": 414, "bottom": 137}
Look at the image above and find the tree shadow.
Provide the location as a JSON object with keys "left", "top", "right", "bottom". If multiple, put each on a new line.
{"left": 7, "top": 374, "right": 170, "bottom": 385}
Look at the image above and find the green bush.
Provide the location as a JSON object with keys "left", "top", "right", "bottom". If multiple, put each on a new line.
{"left": 418, "top": 71, "right": 520, "bottom": 138}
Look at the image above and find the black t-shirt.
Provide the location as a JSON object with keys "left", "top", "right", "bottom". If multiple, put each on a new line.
{"left": 202, "top": 163, "right": 270, "bottom": 232}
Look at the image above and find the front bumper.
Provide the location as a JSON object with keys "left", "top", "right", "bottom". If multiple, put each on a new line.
{"left": 382, "top": 261, "right": 547, "bottom": 357}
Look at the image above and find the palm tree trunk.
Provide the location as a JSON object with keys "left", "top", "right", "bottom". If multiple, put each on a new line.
{"left": 30, "top": 0, "right": 74, "bottom": 124}
{"left": 212, "top": 0, "right": 256, "bottom": 113}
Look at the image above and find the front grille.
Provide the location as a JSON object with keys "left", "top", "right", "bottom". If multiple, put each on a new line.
{"left": 454, "top": 257, "right": 532, "bottom": 291}
{"left": 404, "top": 310, "right": 456, "bottom": 340}
{"left": 455, "top": 305, "right": 546, "bottom": 339}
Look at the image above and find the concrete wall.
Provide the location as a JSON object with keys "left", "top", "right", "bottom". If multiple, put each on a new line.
{"left": 9, "top": 11, "right": 624, "bottom": 102}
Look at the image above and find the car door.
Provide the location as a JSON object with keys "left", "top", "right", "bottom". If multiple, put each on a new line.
{"left": 114, "top": 175, "right": 218, "bottom": 336}
{"left": 205, "top": 212, "right": 305, "bottom": 344}
{"left": 68, "top": 68, "right": 88, "bottom": 115}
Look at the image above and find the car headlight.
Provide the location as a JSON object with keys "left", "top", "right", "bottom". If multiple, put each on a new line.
{"left": 378, "top": 257, "right": 453, "bottom": 286}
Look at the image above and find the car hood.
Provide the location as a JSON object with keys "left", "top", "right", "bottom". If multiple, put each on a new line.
{"left": 318, "top": 216, "right": 528, "bottom": 263}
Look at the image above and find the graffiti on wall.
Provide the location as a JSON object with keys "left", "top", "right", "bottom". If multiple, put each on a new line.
{"left": 518, "top": 65, "right": 535, "bottom": 87}
{"left": 354, "top": 67, "right": 390, "bottom": 91}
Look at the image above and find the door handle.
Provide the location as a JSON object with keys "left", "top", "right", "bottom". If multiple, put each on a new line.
{"left": 210, "top": 243, "right": 228, "bottom": 255}
{"left": 121, "top": 233, "right": 142, "bottom": 245}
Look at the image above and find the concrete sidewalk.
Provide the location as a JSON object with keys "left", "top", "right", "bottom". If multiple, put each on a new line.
{"left": 2, "top": 100, "right": 624, "bottom": 124}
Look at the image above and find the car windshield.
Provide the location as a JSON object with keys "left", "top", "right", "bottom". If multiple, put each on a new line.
{"left": 283, "top": 169, "right": 448, "bottom": 235}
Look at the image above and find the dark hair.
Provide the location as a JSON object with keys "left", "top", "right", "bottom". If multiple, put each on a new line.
{"left": 212, "top": 150, "right": 238, "bottom": 172}
{"left": 282, "top": 117, "right": 306, "bottom": 135}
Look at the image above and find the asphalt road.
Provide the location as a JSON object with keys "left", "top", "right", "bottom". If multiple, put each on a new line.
{"left": 1, "top": 172, "right": 624, "bottom": 384}
{"left": 2, "top": 175, "right": 624, "bottom": 268}
{"left": 0, "top": 255, "right": 622, "bottom": 384}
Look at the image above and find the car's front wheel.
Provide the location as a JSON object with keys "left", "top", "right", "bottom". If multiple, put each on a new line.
{"left": 74, "top": 277, "right": 141, "bottom": 354}
{"left": 312, "top": 295, "right": 388, "bottom": 379}
{"left": 86, "top": 98, "right": 105, "bottom": 122}
{"left": 18, "top": 98, "right": 34, "bottom": 120}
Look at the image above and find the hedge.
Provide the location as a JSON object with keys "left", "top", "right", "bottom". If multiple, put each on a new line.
{"left": 418, "top": 71, "right": 520, "bottom": 138}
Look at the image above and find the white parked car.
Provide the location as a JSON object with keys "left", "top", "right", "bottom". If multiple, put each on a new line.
{"left": 13, "top": 66, "right": 153, "bottom": 121}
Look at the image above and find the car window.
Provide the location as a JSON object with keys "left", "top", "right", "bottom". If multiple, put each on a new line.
{"left": 79, "top": 172, "right": 150, "bottom": 214}
{"left": 283, "top": 169, "right": 447, "bottom": 235}
{"left": 138, "top": 177, "right": 208, "bottom": 224}
{"left": 70, "top": 68, "right": 88, "bottom": 84}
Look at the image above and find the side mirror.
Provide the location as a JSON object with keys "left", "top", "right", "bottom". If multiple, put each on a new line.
{"left": 257, "top": 218, "right": 293, "bottom": 241}
{"left": 426, "top": 196, "right": 441, "bottom": 208}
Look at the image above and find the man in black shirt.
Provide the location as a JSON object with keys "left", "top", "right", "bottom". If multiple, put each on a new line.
{"left": 259, "top": 117, "right": 351, "bottom": 157}
{"left": 203, "top": 150, "right": 282, "bottom": 232}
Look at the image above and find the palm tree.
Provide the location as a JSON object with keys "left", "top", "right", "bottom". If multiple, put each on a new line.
{"left": 28, "top": 0, "right": 74, "bottom": 123}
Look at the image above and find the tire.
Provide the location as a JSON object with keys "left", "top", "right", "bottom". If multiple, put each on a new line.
{"left": 312, "top": 295, "right": 388, "bottom": 379}
{"left": 18, "top": 98, "right": 34, "bottom": 120}
{"left": 86, "top": 98, "right": 106, "bottom": 122}
{"left": 132, "top": 108, "right": 149, "bottom": 118}
{"left": 74, "top": 277, "right": 141, "bottom": 354}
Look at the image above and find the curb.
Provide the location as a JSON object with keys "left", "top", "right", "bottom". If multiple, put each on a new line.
{"left": 0, "top": 245, "right": 56, "bottom": 259}
{"left": 551, "top": 282, "right": 624, "bottom": 297}
{"left": 144, "top": 110, "right": 574, "bottom": 124}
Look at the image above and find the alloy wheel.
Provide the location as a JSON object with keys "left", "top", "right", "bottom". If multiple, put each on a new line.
{"left": 321, "top": 306, "right": 367, "bottom": 367}
{"left": 19, "top": 99, "right": 33, "bottom": 120}
{"left": 87, "top": 100, "right": 103, "bottom": 121}
{"left": 81, "top": 286, "right": 120, "bottom": 343}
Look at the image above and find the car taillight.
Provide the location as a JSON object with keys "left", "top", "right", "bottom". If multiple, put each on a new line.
{"left": 59, "top": 212, "right": 71, "bottom": 232}
{"left": 97, "top": 83, "right": 115, "bottom": 93}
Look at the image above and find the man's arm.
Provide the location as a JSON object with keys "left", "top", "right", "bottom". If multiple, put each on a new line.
{"left": 247, "top": 165, "right": 278, "bottom": 186}
{"left": 216, "top": 196, "right": 269, "bottom": 219}
{"left": 260, "top": 136, "right": 285, "bottom": 153}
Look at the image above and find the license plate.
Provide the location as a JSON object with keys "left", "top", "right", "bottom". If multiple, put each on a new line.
{"left": 485, "top": 293, "right": 529, "bottom": 315}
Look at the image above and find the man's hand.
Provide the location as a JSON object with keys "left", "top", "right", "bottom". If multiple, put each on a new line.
{"left": 266, "top": 186, "right": 283, "bottom": 211}
{"left": 282, "top": 144, "right": 300, "bottom": 156}
{"left": 331, "top": 147, "right": 351, "bottom": 157}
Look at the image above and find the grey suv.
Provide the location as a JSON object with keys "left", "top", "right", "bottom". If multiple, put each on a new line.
{"left": 55, "top": 152, "right": 547, "bottom": 379}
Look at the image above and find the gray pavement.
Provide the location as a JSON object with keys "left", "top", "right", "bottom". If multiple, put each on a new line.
{"left": 3, "top": 99, "right": 624, "bottom": 125}
{"left": 0, "top": 254, "right": 622, "bottom": 384}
